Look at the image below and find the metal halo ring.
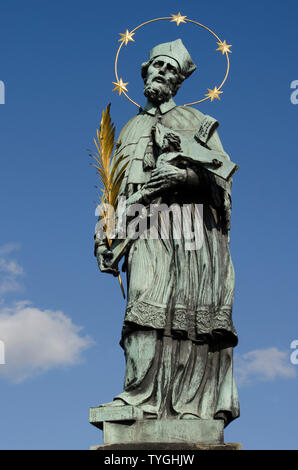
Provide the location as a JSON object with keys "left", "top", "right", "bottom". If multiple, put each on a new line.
{"left": 114, "top": 15, "right": 231, "bottom": 108}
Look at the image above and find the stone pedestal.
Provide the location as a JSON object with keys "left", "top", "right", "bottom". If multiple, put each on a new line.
{"left": 90, "top": 405, "right": 143, "bottom": 430}
{"left": 90, "top": 442, "right": 242, "bottom": 450}
{"left": 103, "top": 419, "right": 224, "bottom": 445}
{"left": 89, "top": 405, "right": 241, "bottom": 450}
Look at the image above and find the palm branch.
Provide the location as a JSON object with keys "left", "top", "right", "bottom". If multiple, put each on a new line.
{"left": 90, "top": 104, "right": 128, "bottom": 299}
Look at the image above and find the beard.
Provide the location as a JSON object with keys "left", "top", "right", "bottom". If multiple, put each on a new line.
{"left": 143, "top": 79, "right": 173, "bottom": 105}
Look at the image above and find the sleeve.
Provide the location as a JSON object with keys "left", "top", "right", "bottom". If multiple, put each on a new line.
{"left": 202, "top": 120, "right": 233, "bottom": 233}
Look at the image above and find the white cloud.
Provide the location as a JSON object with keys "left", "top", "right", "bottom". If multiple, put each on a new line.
{"left": 0, "top": 243, "right": 20, "bottom": 256}
{"left": 0, "top": 302, "right": 93, "bottom": 383}
{"left": 0, "top": 278, "right": 23, "bottom": 296}
{"left": 0, "top": 244, "right": 93, "bottom": 382}
{"left": 235, "top": 347, "right": 296, "bottom": 386}
{"left": 0, "top": 259, "right": 23, "bottom": 276}
{"left": 0, "top": 244, "right": 23, "bottom": 296}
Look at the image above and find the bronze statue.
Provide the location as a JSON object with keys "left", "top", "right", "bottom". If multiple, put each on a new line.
{"left": 92, "top": 38, "right": 239, "bottom": 445}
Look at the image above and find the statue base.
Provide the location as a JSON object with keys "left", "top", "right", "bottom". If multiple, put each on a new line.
{"left": 89, "top": 405, "right": 240, "bottom": 448}
{"left": 90, "top": 442, "right": 242, "bottom": 450}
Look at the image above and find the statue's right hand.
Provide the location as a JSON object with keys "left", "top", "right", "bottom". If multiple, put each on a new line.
{"left": 96, "top": 245, "right": 120, "bottom": 277}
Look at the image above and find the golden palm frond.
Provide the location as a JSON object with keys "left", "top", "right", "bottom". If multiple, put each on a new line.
{"left": 90, "top": 104, "right": 128, "bottom": 299}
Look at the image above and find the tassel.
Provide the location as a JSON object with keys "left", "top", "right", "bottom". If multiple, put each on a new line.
{"left": 143, "top": 140, "right": 156, "bottom": 171}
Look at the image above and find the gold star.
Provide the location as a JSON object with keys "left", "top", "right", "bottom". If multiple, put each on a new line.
{"left": 118, "top": 30, "right": 135, "bottom": 46}
{"left": 112, "top": 78, "right": 128, "bottom": 96}
{"left": 170, "top": 12, "right": 187, "bottom": 26}
{"left": 205, "top": 86, "right": 223, "bottom": 102}
{"left": 216, "top": 40, "right": 232, "bottom": 55}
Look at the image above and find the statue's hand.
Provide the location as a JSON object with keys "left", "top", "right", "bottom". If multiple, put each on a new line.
{"left": 96, "top": 244, "right": 120, "bottom": 277}
{"left": 145, "top": 163, "right": 187, "bottom": 190}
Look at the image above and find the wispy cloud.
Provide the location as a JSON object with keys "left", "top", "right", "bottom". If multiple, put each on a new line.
{"left": 0, "top": 244, "right": 23, "bottom": 296}
{"left": 0, "top": 259, "right": 23, "bottom": 276}
{"left": 0, "top": 243, "right": 21, "bottom": 256}
{"left": 0, "top": 302, "right": 93, "bottom": 383}
{"left": 235, "top": 347, "right": 296, "bottom": 386}
{"left": 0, "top": 243, "right": 93, "bottom": 382}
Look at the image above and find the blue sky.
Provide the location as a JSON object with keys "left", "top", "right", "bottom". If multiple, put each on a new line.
{"left": 0, "top": 0, "right": 298, "bottom": 450}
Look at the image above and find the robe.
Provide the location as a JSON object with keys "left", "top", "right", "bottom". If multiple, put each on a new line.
{"left": 98, "top": 98, "right": 240, "bottom": 425}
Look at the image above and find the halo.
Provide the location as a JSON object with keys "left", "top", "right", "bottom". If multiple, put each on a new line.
{"left": 112, "top": 13, "right": 232, "bottom": 108}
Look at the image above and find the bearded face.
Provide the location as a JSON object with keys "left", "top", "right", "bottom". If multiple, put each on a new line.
{"left": 143, "top": 56, "right": 181, "bottom": 105}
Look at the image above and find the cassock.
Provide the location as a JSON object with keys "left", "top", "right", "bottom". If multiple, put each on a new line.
{"left": 96, "top": 98, "right": 240, "bottom": 425}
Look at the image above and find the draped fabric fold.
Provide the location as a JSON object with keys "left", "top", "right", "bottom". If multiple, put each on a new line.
{"left": 116, "top": 331, "right": 239, "bottom": 425}
{"left": 106, "top": 103, "right": 239, "bottom": 425}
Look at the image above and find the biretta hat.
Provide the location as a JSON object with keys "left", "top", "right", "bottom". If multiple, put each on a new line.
{"left": 149, "top": 39, "right": 197, "bottom": 78}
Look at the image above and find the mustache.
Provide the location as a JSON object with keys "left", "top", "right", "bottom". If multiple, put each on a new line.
{"left": 152, "top": 75, "right": 166, "bottom": 84}
{"left": 146, "top": 74, "right": 168, "bottom": 86}
{"left": 143, "top": 82, "right": 172, "bottom": 105}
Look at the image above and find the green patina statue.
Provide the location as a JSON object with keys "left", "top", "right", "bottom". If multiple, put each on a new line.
{"left": 92, "top": 39, "right": 239, "bottom": 444}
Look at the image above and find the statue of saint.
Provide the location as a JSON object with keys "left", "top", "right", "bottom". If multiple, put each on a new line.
{"left": 95, "top": 39, "right": 239, "bottom": 427}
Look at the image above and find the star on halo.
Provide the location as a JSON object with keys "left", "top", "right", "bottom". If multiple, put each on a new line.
{"left": 216, "top": 40, "right": 232, "bottom": 55}
{"left": 205, "top": 86, "right": 223, "bottom": 102}
{"left": 112, "top": 78, "right": 128, "bottom": 95}
{"left": 170, "top": 12, "right": 187, "bottom": 26}
{"left": 118, "top": 30, "right": 135, "bottom": 46}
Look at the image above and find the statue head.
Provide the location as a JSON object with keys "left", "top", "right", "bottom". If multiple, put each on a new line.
{"left": 141, "top": 39, "right": 196, "bottom": 105}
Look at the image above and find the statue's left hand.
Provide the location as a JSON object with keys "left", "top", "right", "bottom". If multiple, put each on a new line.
{"left": 96, "top": 245, "right": 120, "bottom": 277}
{"left": 145, "top": 164, "right": 187, "bottom": 190}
